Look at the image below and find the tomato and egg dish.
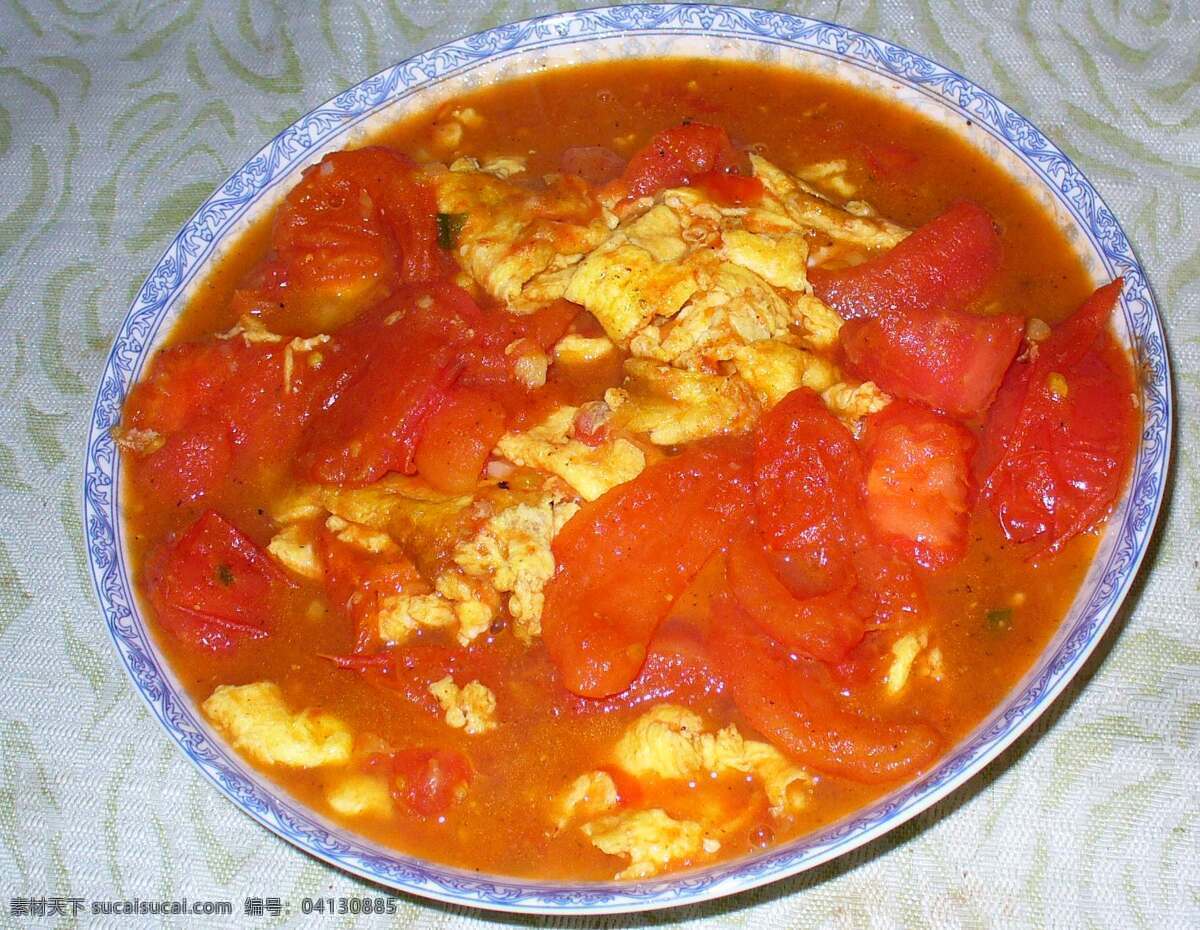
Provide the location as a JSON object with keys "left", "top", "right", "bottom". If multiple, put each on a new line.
{"left": 116, "top": 61, "right": 1139, "bottom": 881}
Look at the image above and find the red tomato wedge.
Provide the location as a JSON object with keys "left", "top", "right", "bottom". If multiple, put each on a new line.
{"left": 414, "top": 388, "right": 507, "bottom": 494}
{"left": 234, "top": 148, "right": 452, "bottom": 333}
{"left": 810, "top": 201, "right": 1002, "bottom": 320}
{"left": 978, "top": 280, "right": 1138, "bottom": 553}
{"left": 542, "top": 439, "right": 753, "bottom": 698}
{"left": 386, "top": 748, "right": 473, "bottom": 817}
{"left": 568, "top": 617, "right": 726, "bottom": 715}
{"left": 614, "top": 122, "right": 742, "bottom": 199}
{"left": 725, "top": 531, "right": 866, "bottom": 663}
{"left": 318, "top": 527, "right": 427, "bottom": 652}
{"left": 709, "top": 594, "right": 941, "bottom": 783}
{"left": 144, "top": 511, "right": 292, "bottom": 652}
{"left": 753, "top": 389, "right": 864, "bottom": 593}
{"left": 299, "top": 284, "right": 483, "bottom": 486}
{"left": 693, "top": 169, "right": 764, "bottom": 206}
{"left": 861, "top": 401, "right": 976, "bottom": 569}
{"left": 839, "top": 305, "right": 1023, "bottom": 418}
{"left": 461, "top": 299, "right": 578, "bottom": 392}
{"left": 123, "top": 328, "right": 349, "bottom": 505}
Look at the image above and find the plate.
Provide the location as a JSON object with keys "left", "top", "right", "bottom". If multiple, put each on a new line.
{"left": 82, "top": 4, "right": 1171, "bottom": 915}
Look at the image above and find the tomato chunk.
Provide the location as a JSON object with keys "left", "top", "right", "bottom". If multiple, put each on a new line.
{"left": 840, "top": 305, "right": 1022, "bottom": 418}
{"left": 978, "top": 280, "right": 1137, "bottom": 552}
{"left": 568, "top": 617, "right": 726, "bottom": 715}
{"left": 811, "top": 201, "right": 1002, "bottom": 320}
{"left": 753, "top": 389, "right": 863, "bottom": 593}
{"left": 693, "top": 169, "right": 763, "bottom": 206}
{"left": 614, "top": 122, "right": 742, "bottom": 199}
{"left": 387, "top": 748, "right": 472, "bottom": 817}
{"left": 542, "top": 439, "right": 753, "bottom": 698}
{"left": 725, "top": 531, "right": 866, "bottom": 663}
{"left": 861, "top": 401, "right": 976, "bottom": 569}
{"left": 122, "top": 330, "right": 341, "bottom": 504}
{"left": 319, "top": 527, "right": 427, "bottom": 651}
{"left": 709, "top": 594, "right": 941, "bottom": 783}
{"left": 299, "top": 284, "right": 483, "bottom": 486}
{"left": 240, "top": 147, "right": 450, "bottom": 332}
{"left": 414, "top": 388, "right": 506, "bottom": 494}
{"left": 144, "top": 511, "right": 291, "bottom": 652}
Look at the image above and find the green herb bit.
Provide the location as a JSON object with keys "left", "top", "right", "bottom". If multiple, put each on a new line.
{"left": 436, "top": 212, "right": 467, "bottom": 250}
{"left": 216, "top": 564, "right": 235, "bottom": 586}
{"left": 986, "top": 607, "right": 1013, "bottom": 631}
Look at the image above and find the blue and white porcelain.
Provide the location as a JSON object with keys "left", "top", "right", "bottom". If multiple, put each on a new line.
{"left": 83, "top": 4, "right": 1172, "bottom": 914}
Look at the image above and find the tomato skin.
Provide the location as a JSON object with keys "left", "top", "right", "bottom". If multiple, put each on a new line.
{"left": 725, "top": 531, "right": 866, "bottom": 663}
{"left": 753, "top": 389, "right": 863, "bottom": 592}
{"left": 461, "top": 299, "right": 578, "bottom": 394}
{"left": 567, "top": 617, "right": 726, "bottom": 715}
{"left": 560, "top": 146, "right": 626, "bottom": 186}
{"left": 135, "top": 421, "right": 234, "bottom": 508}
{"left": 810, "top": 201, "right": 1002, "bottom": 320}
{"left": 254, "top": 147, "right": 450, "bottom": 332}
{"left": 978, "top": 280, "right": 1136, "bottom": 552}
{"left": 299, "top": 284, "right": 483, "bottom": 486}
{"left": 415, "top": 389, "right": 506, "bottom": 494}
{"left": 693, "top": 169, "right": 764, "bottom": 206}
{"left": 861, "top": 401, "right": 976, "bottom": 569}
{"left": 708, "top": 594, "right": 941, "bottom": 783}
{"left": 123, "top": 336, "right": 330, "bottom": 506}
{"left": 318, "top": 527, "right": 427, "bottom": 652}
{"left": 388, "top": 748, "right": 473, "bottom": 817}
{"left": 840, "top": 305, "right": 1023, "bottom": 418}
{"left": 542, "top": 439, "right": 753, "bottom": 698}
{"left": 615, "top": 122, "right": 742, "bottom": 199}
{"left": 144, "top": 511, "right": 291, "bottom": 652}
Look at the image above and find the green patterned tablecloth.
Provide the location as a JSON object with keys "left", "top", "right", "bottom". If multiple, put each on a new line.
{"left": 0, "top": 2, "right": 1196, "bottom": 927}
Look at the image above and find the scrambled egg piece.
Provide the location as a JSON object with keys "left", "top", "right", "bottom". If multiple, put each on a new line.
{"left": 613, "top": 705, "right": 813, "bottom": 817}
{"left": 266, "top": 523, "right": 321, "bottom": 580}
{"left": 795, "top": 159, "right": 858, "bottom": 198}
{"left": 606, "top": 359, "right": 759, "bottom": 445}
{"left": 433, "top": 168, "right": 613, "bottom": 309}
{"left": 821, "top": 380, "right": 892, "bottom": 425}
{"left": 732, "top": 340, "right": 840, "bottom": 408}
{"left": 434, "top": 571, "right": 498, "bottom": 645}
{"left": 718, "top": 228, "right": 810, "bottom": 292}
{"left": 554, "top": 771, "right": 619, "bottom": 830}
{"left": 325, "top": 514, "right": 396, "bottom": 555}
{"left": 449, "top": 154, "right": 527, "bottom": 179}
{"left": 885, "top": 631, "right": 944, "bottom": 695}
{"left": 494, "top": 406, "right": 645, "bottom": 502}
{"left": 553, "top": 333, "right": 616, "bottom": 366}
{"left": 793, "top": 294, "right": 844, "bottom": 350}
{"left": 566, "top": 192, "right": 812, "bottom": 371}
{"left": 564, "top": 205, "right": 701, "bottom": 343}
{"left": 628, "top": 256, "right": 796, "bottom": 369}
{"left": 750, "top": 155, "right": 909, "bottom": 250}
{"left": 582, "top": 809, "right": 709, "bottom": 880}
{"left": 452, "top": 494, "right": 580, "bottom": 642}
{"left": 326, "top": 774, "right": 393, "bottom": 818}
{"left": 376, "top": 592, "right": 456, "bottom": 643}
{"left": 217, "top": 314, "right": 283, "bottom": 346}
{"left": 202, "top": 682, "right": 352, "bottom": 769}
{"left": 429, "top": 676, "right": 498, "bottom": 734}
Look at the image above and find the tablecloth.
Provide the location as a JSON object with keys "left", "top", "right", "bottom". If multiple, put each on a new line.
{"left": 0, "top": 1, "right": 1195, "bottom": 927}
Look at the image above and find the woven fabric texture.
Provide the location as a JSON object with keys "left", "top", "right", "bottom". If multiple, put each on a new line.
{"left": 0, "top": 2, "right": 1196, "bottom": 927}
